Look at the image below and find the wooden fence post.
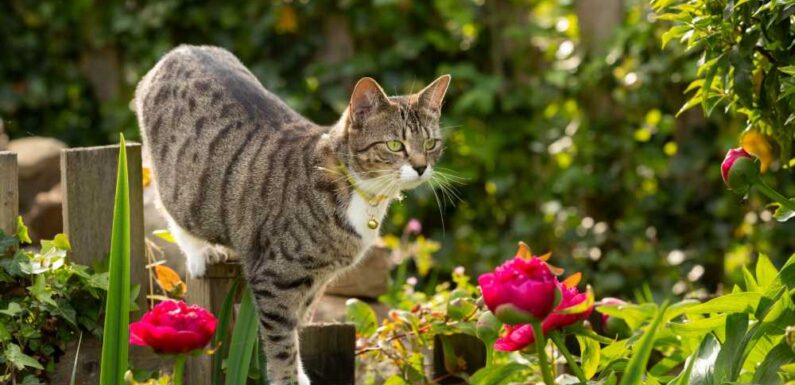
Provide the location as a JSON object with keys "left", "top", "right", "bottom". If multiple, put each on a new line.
{"left": 0, "top": 152, "right": 18, "bottom": 236}
{"left": 184, "top": 262, "right": 242, "bottom": 384}
{"left": 56, "top": 143, "right": 167, "bottom": 382}
{"left": 433, "top": 334, "right": 487, "bottom": 385}
{"left": 300, "top": 323, "right": 356, "bottom": 385}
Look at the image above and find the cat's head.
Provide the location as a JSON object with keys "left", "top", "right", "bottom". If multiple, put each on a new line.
{"left": 342, "top": 75, "right": 451, "bottom": 194}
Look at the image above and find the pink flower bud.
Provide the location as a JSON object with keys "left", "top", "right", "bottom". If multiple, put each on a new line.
{"left": 721, "top": 147, "right": 758, "bottom": 193}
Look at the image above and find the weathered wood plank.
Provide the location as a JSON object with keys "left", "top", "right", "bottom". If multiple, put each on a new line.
{"left": 0, "top": 152, "right": 18, "bottom": 236}
{"left": 58, "top": 143, "right": 165, "bottom": 382}
{"left": 300, "top": 323, "right": 356, "bottom": 385}
{"left": 433, "top": 334, "right": 487, "bottom": 385}
{"left": 184, "top": 262, "right": 241, "bottom": 385}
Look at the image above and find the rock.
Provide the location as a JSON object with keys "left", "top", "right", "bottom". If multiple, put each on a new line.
{"left": 7, "top": 137, "right": 66, "bottom": 213}
{"left": 326, "top": 247, "right": 391, "bottom": 299}
{"left": 24, "top": 183, "right": 62, "bottom": 241}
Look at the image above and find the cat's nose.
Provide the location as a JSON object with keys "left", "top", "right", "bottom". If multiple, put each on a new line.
{"left": 413, "top": 165, "right": 427, "bottom": 176}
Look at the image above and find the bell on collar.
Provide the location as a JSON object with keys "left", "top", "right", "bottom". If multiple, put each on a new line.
{"left": 367, "top": 218, "right": 379, "bottom": 229}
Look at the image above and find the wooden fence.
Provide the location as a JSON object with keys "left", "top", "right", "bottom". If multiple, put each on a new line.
{"left": 0, "top": 144, "right": 485, "bottom": 385}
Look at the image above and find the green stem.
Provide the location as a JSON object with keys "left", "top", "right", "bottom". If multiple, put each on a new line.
{"left": 531, "top": 321, "right": 555, "bottom": 385}
{"left": 754, "top": 179, "right": 795, "bottom": 212}
{"left": 485, "top": 344, "right": 494, "bottom": 367}
{"left": 173, "top": 354, "right": 187, "bottom": 385}
{"left": 550, "top": 332, "right": 587, "bottom": 383}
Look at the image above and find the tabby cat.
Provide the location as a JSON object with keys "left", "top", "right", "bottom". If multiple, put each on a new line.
{"left": 135, "top": 45, "right": 450, "bottom": 384}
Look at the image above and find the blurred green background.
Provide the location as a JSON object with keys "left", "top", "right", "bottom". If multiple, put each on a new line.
{"left": 3, "top": 0, "right": 794, "bottom": 298}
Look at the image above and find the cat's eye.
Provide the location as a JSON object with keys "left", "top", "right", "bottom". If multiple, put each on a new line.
{"left": 423, "top": 139, "right": 438, "bottom": 151}
{"left": 386, "top": 140, "right": 404, "bottom": 152}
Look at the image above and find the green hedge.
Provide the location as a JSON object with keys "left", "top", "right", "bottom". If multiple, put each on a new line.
{"left": 2, "top": 0, "right": 793, "bottom": 297}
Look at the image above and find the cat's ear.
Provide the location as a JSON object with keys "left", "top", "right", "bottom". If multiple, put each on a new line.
{"left": 349, "top": 77, "right": 390, "bottom": 123}
{"left": 417, "top": 74, "right": 451, "bottom": 113}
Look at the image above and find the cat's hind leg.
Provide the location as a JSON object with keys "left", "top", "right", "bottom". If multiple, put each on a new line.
{"left": 162, "top": 211, "right": 231, "bottom": 277}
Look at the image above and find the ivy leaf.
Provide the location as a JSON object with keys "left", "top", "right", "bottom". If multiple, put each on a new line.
{"left": 346, "top": 298, "right": 378, "bottom": 337}
{"left": 0, "top": 302, "right": 23, "bottom": 317}
{"left": 16, "top": 217, "right": 31, "bottom": 244}
{"left": 29, "top": 274, "right": 58, "bottom": 308}
{"left": 0, "top": 230, "right": 19, "bottom": 254}
{"left": 4, "top": 343, "right": 44, "bottom": 370}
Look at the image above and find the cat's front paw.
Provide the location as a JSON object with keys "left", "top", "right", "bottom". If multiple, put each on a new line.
{"left": 186, "top": 256, "right": 207, "bottom": 277}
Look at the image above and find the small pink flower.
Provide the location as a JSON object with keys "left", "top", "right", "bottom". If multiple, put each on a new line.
{"left": 129, "top": 300, "right": 217, "bottom": 354}
{"left": 721, "top": 148, "right": 753, "bottom": 185}
{"left": 406, "top": 219, "right": 422, "bottom": 234}
{"left": 598, "top": 297, "right": 627, "bottom": 325}
{"left": 478, "top": 255, "right": 559, "bottom": 324}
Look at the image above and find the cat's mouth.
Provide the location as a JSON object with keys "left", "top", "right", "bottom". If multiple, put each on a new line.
{"left": 398, "top": 165, "right": 432, "bottom": 191}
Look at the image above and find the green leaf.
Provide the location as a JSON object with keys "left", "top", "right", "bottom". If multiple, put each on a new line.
{"left": 0, "top": 302, "right": 23, "bottom": 316}
{"left": 29, "top": 274, "right": 57, "bottom": 307}
{"left": 383, "top": 375, "right": 410, "bottom": 385}
{"left": 0, "top": 322, "right": 10, "bottom": 341}
{"left": 469, "top": 362, "right": 526, "bottom": 385}
{"left": 676, "top": 94, "right": 703, "bottom": 117}
{"left": 668, "top": 314, "right": 726, "bottom": 336}
{"left": 684, "top": 292, "right": 761, "bottom": 314}
{"left": 618, "top": 302, "right": 668, "bottom": 385}
{"left": 779, "top": 66, "right": 795, "bottom": 76}
{"left": 577, "top": 333, "right": 601, "bottom": 379}
{"left": 0, "top": 230, "right": 19, "bottom": 254}
{"left": 213, "top": 278, "right": 241, "bottom": 385}
{"left": 4, "top": 343, "right": 44, "bottom": 370}
{"left": 595, "top": 303, "right": 655, "bottom": 330}
{"left": 662, "top": 25, "right": 690, "bottom": 48}
{"left": 225, "top": 286, "right": 260, "bottom": 385}
{"left": 152, "top": 229, "right": 176, "bottom": 243}
{"left": 100, "top": 137, "right": 131, "bottom": 385}
{"left": 687, "top": 334, "right": 721, "bottom": 385}
{"left": 16, "top": 217, "right": 31, "bottom": 244}
{"left": 752, "top": 342, "right": 795, "bottom": 385}
{"left": 772, "top": 202, "right": 795, "bottom": 222}
{"left": 346, "top": 298, "right": 378, "bottom": 337}
{"left": 756, "top": 254, "right": 778, "bottom": 288}
{"left": 742, "top": 267, "right": 759, "bottom": 292}
{"left": 713, "top": 313, "right": 748, "bottom": 383}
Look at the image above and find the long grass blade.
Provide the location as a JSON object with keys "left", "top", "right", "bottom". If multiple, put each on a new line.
{"left": 212, "top": 278, "right": 242, "bottom": 385}
{"left": 69, "top": 331, "right": 83, "bottom": 385}
{"left": 618, "top": 301, "right": 669, "bottom": 385}
{"left": 99, "top": 136, "right": 131, "bottom": 385}
{"left": 224, "top": 286, "right": 260, "bottom": 385}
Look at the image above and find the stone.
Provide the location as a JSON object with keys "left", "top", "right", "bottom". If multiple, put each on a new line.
{"left": 326, "top": 246, "right": 391, "bottom": 299}
{"left": 24, "top": 183, "right": 62, "bottom": 241}
{"left": 7, "top": 137, "right": 66, "bottom": 213}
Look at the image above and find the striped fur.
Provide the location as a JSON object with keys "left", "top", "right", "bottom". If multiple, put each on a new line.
{"left": 135, "top": 45, "right": 449, "bottom": 385}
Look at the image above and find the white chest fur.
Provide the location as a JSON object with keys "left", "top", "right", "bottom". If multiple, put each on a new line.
{"left": 346, "top": 194, "right": 390, "bottom": 263}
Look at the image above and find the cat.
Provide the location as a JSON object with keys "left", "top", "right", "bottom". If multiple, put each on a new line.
{"left": 135, "top": 45, "right": 450, "bottom": 385}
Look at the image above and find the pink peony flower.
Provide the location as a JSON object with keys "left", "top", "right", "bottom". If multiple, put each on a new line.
{"left": 493, "top": 273, "right": 594, "bottom": 352}
{"left": 129, "top": 300, "right": 217, "bottom": 354}
{"left": 721, "top": 147, "right": 753, "bottom": 185}
{"left": 478, "top": 254, "right": 559, "bottom": 325}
